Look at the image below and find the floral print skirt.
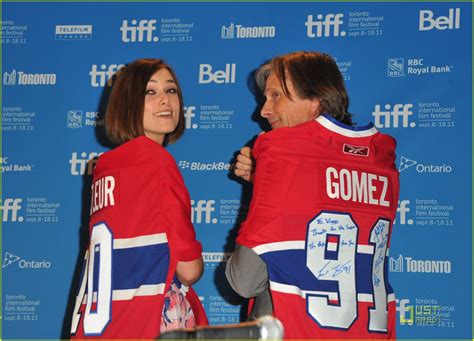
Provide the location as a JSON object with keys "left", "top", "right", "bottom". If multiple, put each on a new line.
{"left": 160, "top": 282, "right": 196, "bottom": 333}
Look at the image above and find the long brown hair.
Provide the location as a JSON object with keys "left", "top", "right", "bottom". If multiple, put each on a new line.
{"left": 256, "top": 51, "right": 353, "bottom": 125}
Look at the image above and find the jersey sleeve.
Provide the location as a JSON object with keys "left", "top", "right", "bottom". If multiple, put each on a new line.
{"left": 160, "top": 154, "right": 202, "bottom": 262}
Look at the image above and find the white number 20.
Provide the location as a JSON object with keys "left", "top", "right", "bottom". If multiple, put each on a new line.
{"left": 306, "top": 212, "right": 390, "bottom": 333}
{"left": 71, "top": 223, "right": 113, "bottom": 336}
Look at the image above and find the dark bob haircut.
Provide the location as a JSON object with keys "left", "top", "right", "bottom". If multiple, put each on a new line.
{"left": 105, "top": 58, "right": 185, "bottom": 145}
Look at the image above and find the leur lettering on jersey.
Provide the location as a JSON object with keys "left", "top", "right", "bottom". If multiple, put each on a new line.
{"left": 90, "top": 176, "right": 116, "bottom": 215}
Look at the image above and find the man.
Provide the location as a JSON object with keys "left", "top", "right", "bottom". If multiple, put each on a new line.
{"left": 226, "top": 51, "right": 399, "bottom": 339}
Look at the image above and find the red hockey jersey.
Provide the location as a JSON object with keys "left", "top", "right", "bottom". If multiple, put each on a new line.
{"left": 237, "top": 114, "right": 399, "bottom": 339}
{"left": 71, "top": 136, "right": 205, "bottom": 339}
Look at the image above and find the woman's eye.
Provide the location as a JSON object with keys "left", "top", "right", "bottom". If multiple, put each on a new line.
{"left": 272, "top": 92, "right": 280, "bottom": 99}
{"left": 167, "top": 88, "right": 178, "bottom": 94}
{"left": 145, "top": 89, "right": 156, "bottom": 95}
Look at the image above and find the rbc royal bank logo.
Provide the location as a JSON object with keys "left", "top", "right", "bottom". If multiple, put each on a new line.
{"left": 387, "top": 58, "right": 405, "bottom": 77}
{"left": 419, "top": 8, "right": 460, "bottom": 31}
{"left": 1, "top": 199, "right": 24, "bottom": 222}
{"left": 120, "top": 19, "right": 159, "bottom": 42}
{"left": 305, "top": 13, "right": 346, "bottom": 38}
{"left": 372, "top": 104, "right": 415, "bottom": 128}
{"left": 67, "top": 110, "right": 83, "bottom": 128}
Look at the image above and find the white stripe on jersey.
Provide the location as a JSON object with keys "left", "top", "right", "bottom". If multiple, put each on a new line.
{"left": 83, "top": 283, "right": 166, "bottom": 304}
{"left": 316, "top": 115, "right": 378, "bottom": 138}
{"left": 253, "top": 241, "right": 305, "bottom": 255}
{"left": 113, "top": 233, "right": 168, "bottom": 249}
{"left": 253, "top": 240, "right": 388, "bottom": 257}
{"left": 270, "top": 281, "right": 396, "bottom": 304}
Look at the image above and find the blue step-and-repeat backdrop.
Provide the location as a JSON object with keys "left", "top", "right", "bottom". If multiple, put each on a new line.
{"left": 2, "top": 2, "right": 472, "bottom": 339}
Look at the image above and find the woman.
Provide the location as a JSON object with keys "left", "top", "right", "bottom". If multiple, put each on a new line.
{"left": 70, "top": 59, "right": 207, "bottom": 339}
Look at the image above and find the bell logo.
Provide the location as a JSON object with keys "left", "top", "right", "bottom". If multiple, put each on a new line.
{"left": 191, "top": 200, "right": 217, "bottom": 224}
{"left": 120, "top": 19, "right": 159, "bottom": 43}
{"left": 305, "top": 14, "right": 345, "bottom": 38}
{"left": 199, "top": 64, "right": 236, "bottom": 84}
{"left": 419, "top": 8, "right": 460, "bottom": 31}
{"left": 69, "top": 152, "right": 104, "bottom": 176}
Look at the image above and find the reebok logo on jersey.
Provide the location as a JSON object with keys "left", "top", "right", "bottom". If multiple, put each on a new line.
{"left": 343, "top": 144, "right": 369, "bottom": 157}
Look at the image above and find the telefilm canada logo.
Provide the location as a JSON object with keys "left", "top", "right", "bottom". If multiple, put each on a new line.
{"left": 55, "top": 25, "right": 93, "bottom": 40}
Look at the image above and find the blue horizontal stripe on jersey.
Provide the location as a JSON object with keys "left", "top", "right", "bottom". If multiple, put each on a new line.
{"left": 92, "top": 243, "right": 170, "bottom": 292}
{"left": 260, "top": 249, "right": 394, "bottom": 296}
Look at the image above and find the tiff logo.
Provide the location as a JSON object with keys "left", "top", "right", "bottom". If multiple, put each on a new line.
{"left": 184, "top": 106, "right": 197, "bottom": 129}
{"left": 372, "top": 104, "right": 415, "bottom": 128}
{"left": 395, "top": 200, "right": 413, "bottom": 226}
{"left": 191, "top": 200, "right": 217, "bottom": 224}
{"left": 69, "top": 152, "right": 104, "bottom": 176}
{"left": 396, "top": 299, "right": 414, "bottom": 325}
{"left": 89, "top": 64, "right": 125, "bottom": 87}
{"left": 305, "top": 14, "right": 345, "bottom": 38}
{"left": 121, "top": 19, "right": 159, "bottom": 42}
{"left": 1, "top": 199, "right": 23, "bottom": 222}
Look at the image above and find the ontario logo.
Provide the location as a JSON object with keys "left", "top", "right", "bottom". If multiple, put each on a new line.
{"left": 3, "top": 252, "right": 51, "bottom": 269}
{"left": 398, "top": 156, "right": 452, "bottom": 174}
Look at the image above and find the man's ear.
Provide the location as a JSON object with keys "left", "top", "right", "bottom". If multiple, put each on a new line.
{"left": 310, "top": 98, "right": 322, "bottom": 117}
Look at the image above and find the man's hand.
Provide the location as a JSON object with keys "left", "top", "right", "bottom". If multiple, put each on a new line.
{"left": 233, "top": 146, "right": 255, "bottom": 182}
